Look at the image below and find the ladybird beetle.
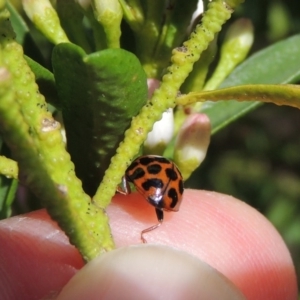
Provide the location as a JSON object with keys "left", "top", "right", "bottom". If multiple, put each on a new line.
{"left": 119, "top": 155, "right": 184, "bottom": 243}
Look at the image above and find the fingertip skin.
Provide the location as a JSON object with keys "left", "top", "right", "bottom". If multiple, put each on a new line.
{"left": 0, "top": 189, "right": 297, "bottom": 300}
{"left": 108, "top": 189, "right": 298, "bottom": 300}
{"left": 0, "top": 210, "right": 84, "bottom": 300}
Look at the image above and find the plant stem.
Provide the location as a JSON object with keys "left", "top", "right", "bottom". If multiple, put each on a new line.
{"left": 176, "top": 84, "right": 300, "bottom": 109}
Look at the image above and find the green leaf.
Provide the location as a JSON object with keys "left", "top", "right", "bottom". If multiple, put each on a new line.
{"left": 6, "top": 1, "right": 28, "bottom": 45}
{"left": 201, "top": 34, "right": 300, "bottom": 133}
{"left": 52, "top": 43, "right": 148, "bottom": 196}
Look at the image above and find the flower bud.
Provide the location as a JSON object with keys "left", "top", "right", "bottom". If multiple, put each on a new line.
{"left": 174, "top": 113, "right": 211, "bottom": 180}
{"left": 147, "top": 78, "right": 160, "bottom": 98}
{"left": 75, "top": 0, "right": 91, "bottom": 11}
{"left": 91, "top": 0, "right": 122, "bottom": 48}
{"left": 144, "top": 79, "right": 174, "bottom": 155}
{"left": 22, "top": 0, "right": 69, "bottom": 44}
{"left": 144, "top": 108, "right": 174, "bottom": 155}
{"left": 204, "top": 18, "right": 254, "bottom": 91}
{"left": 92, "top": 0, "right": 122, "bottom": 18}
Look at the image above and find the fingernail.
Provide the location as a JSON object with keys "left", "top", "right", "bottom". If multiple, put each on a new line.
{"left": 57, "top": 245, "right": 246, "bottom": 300}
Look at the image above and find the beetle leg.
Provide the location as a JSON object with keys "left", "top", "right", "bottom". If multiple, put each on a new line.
{"left": 141, "top": 208, "right": 164, "bottom": 243}
{"left": 116, "top": 176, "right": 131, "bottom": 195}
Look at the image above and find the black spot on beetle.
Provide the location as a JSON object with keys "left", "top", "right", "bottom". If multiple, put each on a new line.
{"left": 153, "top": 156, "right": 170, "bottom": 164}
{"left": 147, "top": 163, "right": 162, "bottom": 174}
{"left": 139, "top": 156, "right": 155, "bottom": 165}
{"left": 127, "top": 167, "right": 145, "bottom": 181}
{"left": 126, "top": 161, "right": 139, "bottom": 172}
{"left": 142, "top": 178, "right": 164, "bottom": 191}
{"left": 168, "top": 188, "right": 178, "bottom": 208}
{"left": 165, "top": 168, "right": 178, "bottom": 181}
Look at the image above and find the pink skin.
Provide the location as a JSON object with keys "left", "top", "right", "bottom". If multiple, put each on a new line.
{"left": 0, "top": 190, "right": 297, "bottom": 299}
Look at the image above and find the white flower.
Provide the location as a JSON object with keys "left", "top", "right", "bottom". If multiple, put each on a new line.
{"left": 174, "top": 113, "right": 211, "bottom": 180}
{"left": 144, "top": 79, "right": 174, "bottom": 154}
{"left": 144, "top": 108, "right": 174, "bottom": 154}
